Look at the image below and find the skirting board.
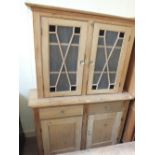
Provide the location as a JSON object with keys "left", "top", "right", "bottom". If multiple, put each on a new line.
{"left": 24, "top": 130, "right": 35, "bottom": 137}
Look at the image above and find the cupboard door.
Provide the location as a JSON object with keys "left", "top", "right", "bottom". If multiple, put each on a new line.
{"left": 41, "top": 117, "right": 82, "bottom": 155}
{"left": 86, "top": 112, "right": 122, "bottom": 148}
{"left": 41, "top": 17, "right": 87, "bottom": 97}
{"left": 87, "top": 23, "right": 132, "bottom": 94}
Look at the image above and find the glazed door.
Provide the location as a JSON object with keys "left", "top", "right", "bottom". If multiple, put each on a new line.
{"left": 41, "top": 17, "right": 87, "bottom": 97}
{"left": 87, "top": 23, "right": 131, "bottom": 94}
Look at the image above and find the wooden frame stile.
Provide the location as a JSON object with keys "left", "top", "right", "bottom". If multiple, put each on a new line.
{"left": 33, "top": 108, "right": 44, "bottom": 155}
{"left": 81, "top": 104, "right": 89, "bottom": 149}
{"left": 81, "top": 21, "right": 94, "bottom": 95}
{"left": 33, "top": 11, "right": 44, "bottom": 97}
{"left": 118, "top": 28, "right": 135, "bottom": 92}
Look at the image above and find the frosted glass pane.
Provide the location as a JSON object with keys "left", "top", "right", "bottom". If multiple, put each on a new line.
{"left": 91, "top": 29, "right": 125, "bottom": 91}
{"left": 49, "top": 34, "right": 57, "bottom": 43}
{"left": 61, "top": 45, "right": 68, "bottom": 57}
{"left": 57, "top": 74, "right": 70, "bottom": 91}
{"left": 106, "top": 31, "right": 118, "bottom": 46}
{"left": 98, "top": 73, "right": 109, "bottom": 89}
{"left": 72, "top": 35, "right": 80, "bottom": 44}
{"left": 49, "top": 45, "right": 62, "bottom": 72}
{"left": 50, "top": 74, "right": 58, "bottom": 86}
{"left": 48, "top": 25, "right": 81, "bottom": 93}
{"left": 109, "top": 73, "right": 116, "bottom": 84}
{"left": 57, "top": 26, "right": 73, "bottom": 43}
{"left": 116, "top": 39, "right": 123, "bottom": 47}
{"left": 66, "top": 46, "right": 78, "bottom": 71}
{"left": 94, "top": 47, "right": 106, "bottom": 71}
{"left": 93, "top": 73, "right": 100, "bottom": 84}
{"left": 69, "top": 74, "right": 76, "bottom": 85}
{"left": 98, "top": 37, "right": 104, "bottom": 45}
{"left": 107, "top": 48, "right": 121, "bottom": 71}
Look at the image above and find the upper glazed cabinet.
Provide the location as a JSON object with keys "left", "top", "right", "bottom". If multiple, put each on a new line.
{"left": 30, "top": 5, "right": 134, "bottom": 97}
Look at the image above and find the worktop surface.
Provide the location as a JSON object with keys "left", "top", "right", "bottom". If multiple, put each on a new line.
{"left": 29, "top": 89, "right": 134, "bottom": 108}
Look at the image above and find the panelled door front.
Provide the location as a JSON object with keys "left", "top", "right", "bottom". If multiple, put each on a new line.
{"left": 87, "top": 23, "right": 131, "bottom": 94}
{"left": 41, "top": 117, "right": 82, "bottom": 155}
{"left": 41, "top": 17, "right": 87, "bottom": 97}
{"left": 86, "top": 112, "right": 123, "bottom": 148}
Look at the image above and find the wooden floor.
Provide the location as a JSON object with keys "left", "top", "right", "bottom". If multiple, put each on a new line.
{"left": 59, "top": 142, "right": 135, "bottom": 155}
{"left": 21, "top": 137, "right": 134, "bottom": 155}
{"left": 22, "top": 137, "right": 38, "bottom": 155}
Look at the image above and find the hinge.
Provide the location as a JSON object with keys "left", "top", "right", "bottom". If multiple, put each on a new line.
{"left": 128, "top": 35, "right": 131, "bottom": 41}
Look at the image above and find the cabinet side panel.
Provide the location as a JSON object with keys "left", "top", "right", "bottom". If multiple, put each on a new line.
{"left": 117, "top": 100, "right": 130, "bottom": 142}
{"left": 122, "top": 100, "right": 135, "bottom": 142}
{"left": 33, "top": 12, "right": 44, "bottom": 97}
{"left": 124, "top": 42, "right": 135, "bottom": 96}
{"left": 122, "top": 43, "right": 135, "bottom": 141}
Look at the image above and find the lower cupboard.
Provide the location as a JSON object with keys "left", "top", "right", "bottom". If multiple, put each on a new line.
{"left": 34, "top": 101, "right": 129, "bottom": 155}
{"left": 41, "top": 117, "right": 82, "bottom": 154}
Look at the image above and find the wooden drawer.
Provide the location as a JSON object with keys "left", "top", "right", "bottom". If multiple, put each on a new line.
{"left": 39, "top": 105, "right": 83, "bottom": 119}
{"left": 88, "top": 101, "right": 124, "bottom": 115}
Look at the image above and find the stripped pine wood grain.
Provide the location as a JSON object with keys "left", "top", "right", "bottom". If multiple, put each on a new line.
{"left": 29, "top": 89, "right": 134, "bottom": 108}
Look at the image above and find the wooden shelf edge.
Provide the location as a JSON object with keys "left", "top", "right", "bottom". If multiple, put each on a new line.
{"left": 28, "top": 89, "right": 134, "bottom": 108}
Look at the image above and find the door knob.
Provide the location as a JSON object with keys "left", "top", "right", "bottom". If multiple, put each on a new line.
{"left": 80, "top": 60, "right": 85, "bottom": 65}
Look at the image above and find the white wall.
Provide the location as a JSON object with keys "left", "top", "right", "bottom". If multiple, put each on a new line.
{"left": 19, "top": 0, "right": 134, "bottom": 136}
{"left": 19, "top": 1, "right": 36, "bottom": 136}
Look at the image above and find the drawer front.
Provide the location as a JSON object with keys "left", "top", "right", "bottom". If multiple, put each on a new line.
{"left": 88, "top": 101, "right": 124, "bottom": 115}
{"left": 39, "top": 105, "right": 83, "bottom": 119}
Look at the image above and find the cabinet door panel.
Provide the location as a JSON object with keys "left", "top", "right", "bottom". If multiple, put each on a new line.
{"left": 42, "top": 17, "right": 87, "bottom": 97}
{"left": 87, "top": 23, "right": 132, "bottom": 94}
{"left": 86, "top": 112, "right": 122, "bottom": 148}
{"left": 41, "top": 117, "right": 82, "bottom": 155}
